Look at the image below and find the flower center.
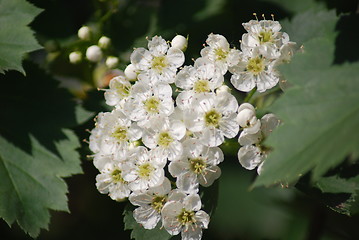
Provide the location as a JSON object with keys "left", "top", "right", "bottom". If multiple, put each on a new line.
{"left": 258, "top": 30, "right": 273, "bottom": 44}
{"left": 189, "top": 158, "right": 206, "bottom": 174}
{"left": 111, "top": 169, "right": 126, "bottom": 183}
{"left": 204, "top": 109, "right": 221, "bottom": 127}
{"left": 178, "top": 209, "right": 196, "bottom": 225}
{"left": 112, "top": 126, "right": 128, "bottom": 142}
{"left": 247, "top": 57, "right": 265, "bottom": 75}
{"left": 194, "top": 79, "right": 210, "bottom": 93}
{"left": 115, "top": 83, "right": 131, "bottom": 98}
{"left": 158, "top": 131, "right": 173, "bottom": 147}
{"left": 152, "top": 56, "right": 167, "bottom": 72}
{"left": 144, "top": 96, "right": 160, "bottom": 114}
{"left": 215, "top": 48, "right": 228, "bottom": 61}
{"left": 151, "top": 196, "right": 167, "bottom": 212}
{"left": 138, "top": 163, "right": 154, "bottom": 178}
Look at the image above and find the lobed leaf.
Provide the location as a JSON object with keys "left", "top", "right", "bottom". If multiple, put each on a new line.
{"left": 0, "top": 0, "right": 42, "bottom": 74}
{"left": 0, "top": 62, "right": 92, "bottom": 237}
{"left": 253, "top": 11, "right": 359, "bottom": 188}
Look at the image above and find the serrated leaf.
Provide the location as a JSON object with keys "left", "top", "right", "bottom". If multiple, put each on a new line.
{"left": 316, "top": 176, "right": 359, "bottom": 194}
{"left": 0, "top": 62, "right": 87, "bottom": 237}
{"left": 281, "top": 10, "right": 337, "bottom": 45}
{"left": 123, "top": 205, "right": 171, "bottom": 240}
{"left": 0, "top": 0, "right": 42, "bottom": 74}
{"left": 253, "top": 11, "right": 359, "bottom": 187}
{"left": 314, "top": 176, "right": 359, "bottom": 216}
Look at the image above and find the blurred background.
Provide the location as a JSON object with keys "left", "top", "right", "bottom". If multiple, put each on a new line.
{"left": 1, "top": 0, "right": 359, "bottom": 239}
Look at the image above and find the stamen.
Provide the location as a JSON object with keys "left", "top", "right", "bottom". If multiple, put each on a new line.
{"left": 253, "top": 13, "right": 258, "bottom": 21}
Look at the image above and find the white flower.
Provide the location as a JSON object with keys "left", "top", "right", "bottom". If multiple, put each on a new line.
{"left": 130, "top": 36, "right": 185, "bottom": 85}
{"left": 124, "top": 82, "right": 174, "bottom": 128}
{"left": 237, "top": 103, "right": 261, "bottom": 134}
{"left": 89, "top": 110, "right": 142, "bottom": 169}
{"left": 69, "top": 51, "right": 82, "bottom": 64}
{"left": 229, "top": 48, "right": 279, "bottom": 92}
{"left": 175, "top": 58, "right": 224, "bottom": 110}
{"left": 86, "top": 45, "right": 103, "bottom": 62}
{"left": 129, "top": 178, "right": 172, "bottom": 229}
{"left": 241, "top": 20, "right": 289, "bottom": 59}
{"left": 184, "top": 92, "right": 239, "bottom": 147}
{"left": 122, "top": 147, "right": 167, "bottom": 192}
{"left": 161, "top": 193, "right": 210, "bottom": 240}
{"left": 106, "top": 56, "right": 119, "bottom": 68}
{"left": 98, "top": 36, "right": 111, "bottom": 49}
{"left": 96, "top": 161, "right": 131, "bottom": 201}
{"left": 171, "top": 35, "right": 188, "bottom": 51}
{"left": 200, "top": 33, "right": 240, "bottom": 75}
{"left": 78, "top": 26, "right": 91, "bottom": 40}
{"left": 104, "top": 75, "right": 132, "bottom": 108}
{"left": 142, "top": 117, "right": 186, "bottom": 161}
{"left": 169, "top": 139, "right": 223, "bottom": 193}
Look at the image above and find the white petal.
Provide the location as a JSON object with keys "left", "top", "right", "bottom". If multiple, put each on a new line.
{"left": 129, "top": 192, "right": 153, "bottom": 206}
{"left": 181, "top": 226, "right": 203, "bottom": 240}
{"left": 176, "top": 171, "right": 199, "bottom": 194}
{"left": 162, "top": 201, "right": 183, "bottom": 235}
{"left": 167, "top": 47, "right": 185, "bottom": 67}
{"left": 230, "top": 73, "right": 256, "bottom": 92}
{"left": 148, "top": 36, "right": 168, "bottom": 56}
{"left": 199, "top": 165, "right": 221, "bottom": 187}
{"left": 148, "top": 177, "right": 172, "bottom": 195}
{"left": 195, "top": 210, "right": 210, "bottom": 229}
{"left": 133, "top": 206, "right": 161, "bottom": 229}
{"left": 169, "top": 160, "right": 189, "bottom": 177}
{"left": 238, "top": 130, "right": 262, "bottom": 146}
{"left": 219, "top": 114, "right": 239, "bottom": 138}
{"left": 200, "top": 128, "right": 224, "bottom": 147}
{"left": 183, "top": 194, "right": 202, "bottom": 211}
{"left": 237, "top": 145, "right": 263, "bottom": 170}
{"left": 261, "top": 113, "right": 280, "bottom": 138}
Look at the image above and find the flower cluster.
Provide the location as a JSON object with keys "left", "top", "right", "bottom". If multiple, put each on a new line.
{"left": 89, "top": 17, "right": 296, "bottom": 240}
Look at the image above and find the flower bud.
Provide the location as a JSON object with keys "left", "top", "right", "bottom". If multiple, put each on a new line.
{"left": 124, "top": 64, "right": 138, "bottom": 80}
{"left": 69, "top": 51, "right": 82, "bottom": 64}
{"left": 98, "top": 36, "right": 111, "bottom": 49}
{"left": 78, "top": 26, "right": 91, "bottom": 40}
{"left": 86, "top": 45, "right": 103, "bottom": 62}
{"left": 171, "top": 35, "right": 188, "bottom": 51}
{"left": 105, "top": 56, "right": 119, "bottom": 68}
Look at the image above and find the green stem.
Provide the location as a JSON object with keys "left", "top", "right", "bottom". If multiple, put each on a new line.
{"left": 244, "top": 87, "right": 257, "bottom": 103}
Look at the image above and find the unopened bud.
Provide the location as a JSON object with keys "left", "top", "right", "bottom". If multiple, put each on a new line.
{"left": 69, "top": 51, "right": 82, "bottom": 64}
{"left": 171, "top": 35, "right": 188, "bottom": 51}
{"left": 78, "top": 26, "right": 91, "bottom": 40}
{"left": 98, "top": 36, "right": 111, "bottom": 49}
{"left": 86, "top": 45, "right": 103, "bottom": 62}
{"left": 105, "top": 56, "right": 119, "bottom": 68}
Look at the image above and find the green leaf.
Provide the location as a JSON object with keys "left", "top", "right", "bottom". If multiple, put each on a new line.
{"left": 253, "top": 11, "right": 359, "bottom": 187}
{"left": 123, "top": 205, "right": 171, "bottom": 240}
{"left": 0, "top": 0, "right": 42, "bottom": 74}
{"left": 314, "top": 176, "right": 359, "bottom": 215}
{"left": 281, "top": 10, "right": 337, "bottom": 45}
{"left": 0, "top": 62, "right": 87, "bottom": 237}
{"left": 316, "top": 176, "right": 359, "bottom": 194}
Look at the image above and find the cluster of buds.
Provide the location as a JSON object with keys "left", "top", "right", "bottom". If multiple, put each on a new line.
{"left": 89, "top": 16, "right": 296, "bottom": 240}
{"left": 69, "top": 26, "right": 119, "bottom": 68}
